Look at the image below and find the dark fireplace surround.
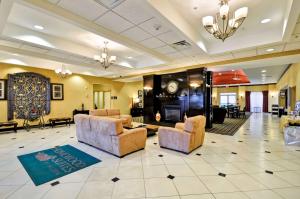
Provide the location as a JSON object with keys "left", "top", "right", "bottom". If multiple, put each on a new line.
{"left": 143, "top": 68, "right": 212, "bottom": 127}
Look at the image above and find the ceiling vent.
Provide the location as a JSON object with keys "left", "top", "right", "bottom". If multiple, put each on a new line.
{"left": 94, "top": 0, "right": 125, "bottom": 9}
{"left": 171, "top": 40, "right": 191, "bottom": 50}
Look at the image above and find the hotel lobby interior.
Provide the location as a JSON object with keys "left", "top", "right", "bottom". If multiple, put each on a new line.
{"left": 1, "top": 0, "right": 300, "bottom": 198}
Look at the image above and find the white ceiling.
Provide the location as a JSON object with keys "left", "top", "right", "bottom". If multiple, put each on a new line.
{"left": 0, "top": 0, "right": 299, "bottom": 84}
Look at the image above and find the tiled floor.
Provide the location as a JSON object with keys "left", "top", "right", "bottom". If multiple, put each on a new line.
{"left": 0, "top": 113, "right": 300, "bottom": 199}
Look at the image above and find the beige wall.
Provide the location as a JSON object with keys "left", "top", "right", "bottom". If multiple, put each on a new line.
{"left": 0, "top": 63, "right": 142, "bottom": 125}
{"left": 212, "top": 84, "right": 278, "bottom": 112}
{"left": 276, "top": 63, "right": 300, "bottom": 109}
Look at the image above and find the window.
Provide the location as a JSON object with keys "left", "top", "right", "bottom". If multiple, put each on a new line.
{"left": 220, "top": 93, "right": 236, "bottom": 106}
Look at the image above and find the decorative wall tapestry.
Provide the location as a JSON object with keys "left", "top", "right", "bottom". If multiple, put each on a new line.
{"left": 0, "top": 79, "right": 7, "bottom": 100}
{"left": 7, "top": 72, "right": 51, "bottom": 120}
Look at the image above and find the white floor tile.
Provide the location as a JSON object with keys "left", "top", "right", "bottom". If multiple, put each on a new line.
{"left": 274, "top": 187, "right": 300, "bottom": 199}
{"left": 213, "top": 192, "right": 249, "bottom": 199}
{"left": 199, "top": 175, "right": 238, "bottom": 193}
{"left": 42, "top": 182, "right": 83, "bottom": 199}
{"left": 145, "top": 178, "right": 177, "bottom": 198}
{"left": 166, "top": 164, "right": 195, "bottom": 177}
{"left": 189, "top": 163, "right": 219, "bottom": 175}
{"left": 112, "top": 179, "right": 145, "bottom": 199}
{"left": 275, "top": 171, "right": 300, "bottom": 186}
{"left": 143, "top": 165, "right": 169, "bottom": 178}
{"left": 249, "top": 173, "right": 292, "bottom": 189}
{"left": 245, "top": 190, "right": 283, "bottom": 199}
{"left": 180, "top": 194, "right": 215, "bottom": 199}
{"left": 77, "top": 181, "right": 113, "bottom": 199}
{"left": 226, "top": 174, "right": 266, "bottom": 191}
{"left": 173, "top": 176, "right": 209, "bottom": 195}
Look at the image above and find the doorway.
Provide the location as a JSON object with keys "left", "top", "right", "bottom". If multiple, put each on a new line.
{"left": 250, "top": 92, "right": 263, "bottom": 112}
{"left": 94, "top": 91, "right": 111, "bottom": 109}
{"left": 93, "top": 84, "right": 111, "bottom": 109}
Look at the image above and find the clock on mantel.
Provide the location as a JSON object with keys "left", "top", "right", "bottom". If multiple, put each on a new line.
{"left": 167, "top": 81, "right": 179, "bottom": 94}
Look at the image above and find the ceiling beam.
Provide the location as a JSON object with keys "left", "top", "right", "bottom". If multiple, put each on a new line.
{"left": 114, "top": 49, "right": 300, "bottom": 81}
{"left": 0, "top": 0, "right": 14, "bottom": 34}
{"left": 282, "top": 0, "right": 300, "bottom": 41}
{"left": 147, "top": 0, "right": 208, "bottom": 53}
{"left": 19, "top": 0, "right": 172, "bottom": 63}
{"left": 0, "top": 44, "right": 130, "bottom": 73}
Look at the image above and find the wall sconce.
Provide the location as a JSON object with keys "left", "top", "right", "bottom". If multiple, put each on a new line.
{"left": 239, "top": 94, "right": 243, "bottom": 99}
{"left": 143, "top": 86, "right": 152, "bottom": 96}
{"left": 143, "top": 86, "right": 152, "bottom": 91}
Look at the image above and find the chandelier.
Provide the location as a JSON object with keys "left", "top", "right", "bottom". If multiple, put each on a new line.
{"left": 94, "top": 41, "right": 116, "bottom": 69}
{"left": 202, "top": 0, "right": 248, "bottom": 41}
{"left": 55, "top": 65, "right": 72, "bottom": 78}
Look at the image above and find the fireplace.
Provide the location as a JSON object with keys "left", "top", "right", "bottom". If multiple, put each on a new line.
{"left": 164, "top": 105, "right": 181, "bottom": 122}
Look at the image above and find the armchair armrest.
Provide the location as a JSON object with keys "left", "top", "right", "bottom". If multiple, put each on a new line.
{"left": 120, "top": 114, "right": 133, "bottom": 126}
{"left": 112, "top": 128, "right": 147, "bottom": 157}
{"left": 175, "top": 122, "right": 184, "bottom": 130}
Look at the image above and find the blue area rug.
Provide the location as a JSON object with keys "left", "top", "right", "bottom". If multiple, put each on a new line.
{"left": 17, "top": 145, "right": 101, "bottom": 186}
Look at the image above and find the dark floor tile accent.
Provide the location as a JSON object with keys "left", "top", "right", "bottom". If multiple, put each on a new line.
{"left": 153, "top": 143, "right": 157, "bottom": 145}
{"left": 70, "top": 137, "right": 74, "bottom": 139}
{"left": 238, "top": 140, "right": 243, "bottom": 142}
{"left": 56, "top": 131, "right": 60, "bottom": 133}
{"left": 296, "top": 150, "right": 300, "bottom": 152}
{"left": 265, "top": 151, "right": 271, "bottom": 153}
{"left": 31, "top": 132, "right": 36, "bottom": 134}
{"left": 196, "top": 153, "right": 201, "bottom": 156}
{"left": 265, "top": 170, "right": 274, "bottom": 174}
{"left": 158, "top": 154, "right": 163, "bottom": 157}
{"left": 19, "top": 146, "right": 24, "bottom": 148}
{"left": 41, "top": 137, "right": 45, "bottom": 139}
{"left": 111, "top": 177, "right": 120, "bottom": 182}
{"left": 218, "top": 172, "right": 226, "bottom": 177}
{"left": 231, "top": 152, "right": 237, "bottom": 155}
{"left": 51, "top": 181, "right": 60, "bottom": 186}
{"left": 264, "top": 140, "right": 269, "bottom": 142}
{"left": 11, "top": 138, "right": 16, "bottom": 140}
{"left": 211, "top": 141, "right": 216, "bottom": 143}
{"left": 167, "top": 175, "right": 175, "bottom": 180}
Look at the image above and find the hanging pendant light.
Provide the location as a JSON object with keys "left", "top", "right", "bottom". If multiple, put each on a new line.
{"left": 202, "top": 0, "right": 248, "bottom": 41}
{"left": 94, "top": 41, "right": 117, "bottom": 69}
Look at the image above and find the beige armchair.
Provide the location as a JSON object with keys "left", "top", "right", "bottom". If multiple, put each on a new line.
{"left": 158, "top": 115, "right": 206, "bottom": 154}
{"left": 74, "top": 114, "right": 146, "bottom": 157}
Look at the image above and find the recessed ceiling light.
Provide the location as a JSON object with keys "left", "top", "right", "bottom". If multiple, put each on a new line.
{"left": 127, "top": 56, "right": 133, "bottom": 59}
{"left": 261, "top": 18, "right": 271, "bottom": 24}
{"left": 261, "top": 70, "right": 266, "bottom": 73}
{"left": 231, "top": 70, "right": 235, "bottom": 72}
{"left": 266, "top": 48, "right": 274, "bottom": 52}
{"left": 34, "top": 25, "right": 44, "bottom": 30}
{"left": 218, "top": 73, "right": 222, "bottom": 75}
